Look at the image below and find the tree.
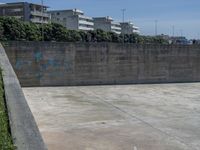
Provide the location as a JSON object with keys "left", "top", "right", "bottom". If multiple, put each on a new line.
{"left": 0, "top": 16, "right": 169, "bottom": 44}
{"left": 24, "top": 22, "right": 41, "bottom": 41}
{"left": 1, "top": 17, "right": 26, "bottom": 40}
{"left": 0, "top": 21, "right": 4, "bottom": 40}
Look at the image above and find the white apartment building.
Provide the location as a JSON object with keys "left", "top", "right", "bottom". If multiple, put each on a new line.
{"left": 120, "top": 22, "right": 140, "bottom": 34}
{"left": 0, "top": 2, "right": 50, "bottom": 24}
{"left": 48, "top": 9, "right": 94, "bottom": 31}
{"left": 93, "top": 17, "right": 121, "bottom": 34}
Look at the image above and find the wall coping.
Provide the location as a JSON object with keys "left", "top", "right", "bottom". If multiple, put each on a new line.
{"left": 2, "top": 41, "right": 200, "bottom": 48}
{"left": 0, "top": 43, "right": 47, "bottom": 150}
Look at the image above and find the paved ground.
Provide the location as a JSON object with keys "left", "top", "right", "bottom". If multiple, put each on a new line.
{"left": 23, "top": 83, "right": 200, "bottom": 150}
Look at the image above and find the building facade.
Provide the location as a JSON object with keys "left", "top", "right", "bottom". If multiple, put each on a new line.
{"left": 120, "top": 22, "right": 140, "bottom": 34}
{"left": 0, "top": 2, "right": 50, "bottom": 24}
{"left": 49, "top": 9, "right": 94, "bottom": 31}
{"left": 93, "top": 17, "right": 121, "bottom": 34}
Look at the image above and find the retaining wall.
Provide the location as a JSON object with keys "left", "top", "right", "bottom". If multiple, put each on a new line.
{"left": 0, "top": 43, "right": 47, "bottom": 150}
{"left": 3, "top": 41, "right": 200, "bottom": 87}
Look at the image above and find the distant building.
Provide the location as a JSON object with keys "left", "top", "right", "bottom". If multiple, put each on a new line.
{"left": 0, "top": 2, "right": 50, "bottom": 24}
{"left": 120, "top": 22, "right": 140, "bottom": 34}
{"left": 170, "top": 36, "right": 189, "bottom": 45}
{"left": 157, "top": 34, "right": 189, "bottom": 45}
{"left": 93, "top": 16, "right": 121, "bottom": 34}
{"left": 191, "top": 39, "right": 200, "bottom": 45}
{"left": 48, "top": 9, "right": 94, "bottom": 31}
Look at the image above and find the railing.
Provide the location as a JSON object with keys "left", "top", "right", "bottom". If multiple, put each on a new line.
{"left": 79, "top": 20, "right": 94, "bottom": 26}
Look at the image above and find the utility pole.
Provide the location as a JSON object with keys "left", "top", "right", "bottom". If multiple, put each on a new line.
{"left": 121, "top": 9, "right": 126, "bottom": 22}
{"left": 180, "top": 29, "right": 183, "bottom": 37}
{"left": 121, "top": 9, "right": 126, "bottom": 43}
{"left": 155, "top": 20, "right": 158, "bottom": 36}
{"left": 172, "top": 25, "right": 175, "bottom": 37}
{"left": 41, "top": 0, "right": 44, "bottom": 41}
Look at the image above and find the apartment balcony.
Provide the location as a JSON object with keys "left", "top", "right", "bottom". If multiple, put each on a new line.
{"left": 111, "top": 30, "right": 121, "bottom": 34}
{"left": 31, "top": 11, "right": 50, "bottom": 18}
{"left": 79, "top": 26, "right": 94, "bottom": 31}
{"left": 78, "top": 15, "right": 93, "bottom": 20}
{"left": 111, "top": 26, "right": 121, "bottom": 31}
{"left": 133, "top": 29, "right": 140, "bottom": 34}
{"left": 79, "top": 20, "right": 94, "bottom": 26}
{"left": 132, "top": 26, "right": 139, "bottom": 30}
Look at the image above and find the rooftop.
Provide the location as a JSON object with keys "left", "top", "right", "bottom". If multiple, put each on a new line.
{"left": 0, "top": 2, "right": 49, "bottom": 8}
{"left": 48, "top": 8, "right": 84, "bottom": 14}
{"left": 93, "top": 16, "right": 114, "bottom": 21}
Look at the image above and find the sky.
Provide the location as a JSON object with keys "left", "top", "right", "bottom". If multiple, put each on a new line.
{"left": 1, "top": 0, "right": 200, "bottom": 39}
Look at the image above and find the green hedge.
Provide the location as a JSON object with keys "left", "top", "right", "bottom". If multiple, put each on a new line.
{"left": 0, "top": 17, "right": 168, "bottom": 44}
{"left": 0, "top": 69, "right": 15, "bottom": 150}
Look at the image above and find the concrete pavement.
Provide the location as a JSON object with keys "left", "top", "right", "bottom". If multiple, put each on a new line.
{"left": 23, "top": 83, "right": 200, "bottom": 150}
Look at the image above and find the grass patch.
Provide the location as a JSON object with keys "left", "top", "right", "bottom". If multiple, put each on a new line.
{"left": 0, "top": 69, "right": 15, "bottom": 150}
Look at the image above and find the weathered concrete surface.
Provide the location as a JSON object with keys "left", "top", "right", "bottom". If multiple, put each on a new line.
{"left": 23, "top": 83, "right": 200, "bottom": 150}
{"left": 0, "top": 43, "right": 47, "bottom": 150}
{"left": 4, "top": 41, "right": 200, "bottom": 87}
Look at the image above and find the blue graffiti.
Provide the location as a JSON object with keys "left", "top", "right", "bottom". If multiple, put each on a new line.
{"left": 39, "top": 58, "right": 73, "bottom": 72}
{"left": 34, "top": 51, "right": 43, "bottom": 62}
{"left": 15, "top": 60, "right": 32, "bottom": 69}
{"left": 49, "top": 59, "right": 60, "bottom": 66}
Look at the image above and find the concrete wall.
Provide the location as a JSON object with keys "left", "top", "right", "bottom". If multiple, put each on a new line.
{"left": 3, "top": 41, "right": 200, "bottom": 87}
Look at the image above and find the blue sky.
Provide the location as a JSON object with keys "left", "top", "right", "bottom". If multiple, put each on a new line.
{"left": 1, "top": 0, "right": 200, "bottom": 39}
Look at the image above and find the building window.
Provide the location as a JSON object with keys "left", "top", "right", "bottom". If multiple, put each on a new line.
{"left": 57, "top": 12, "right": 60, "bottom": 15}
